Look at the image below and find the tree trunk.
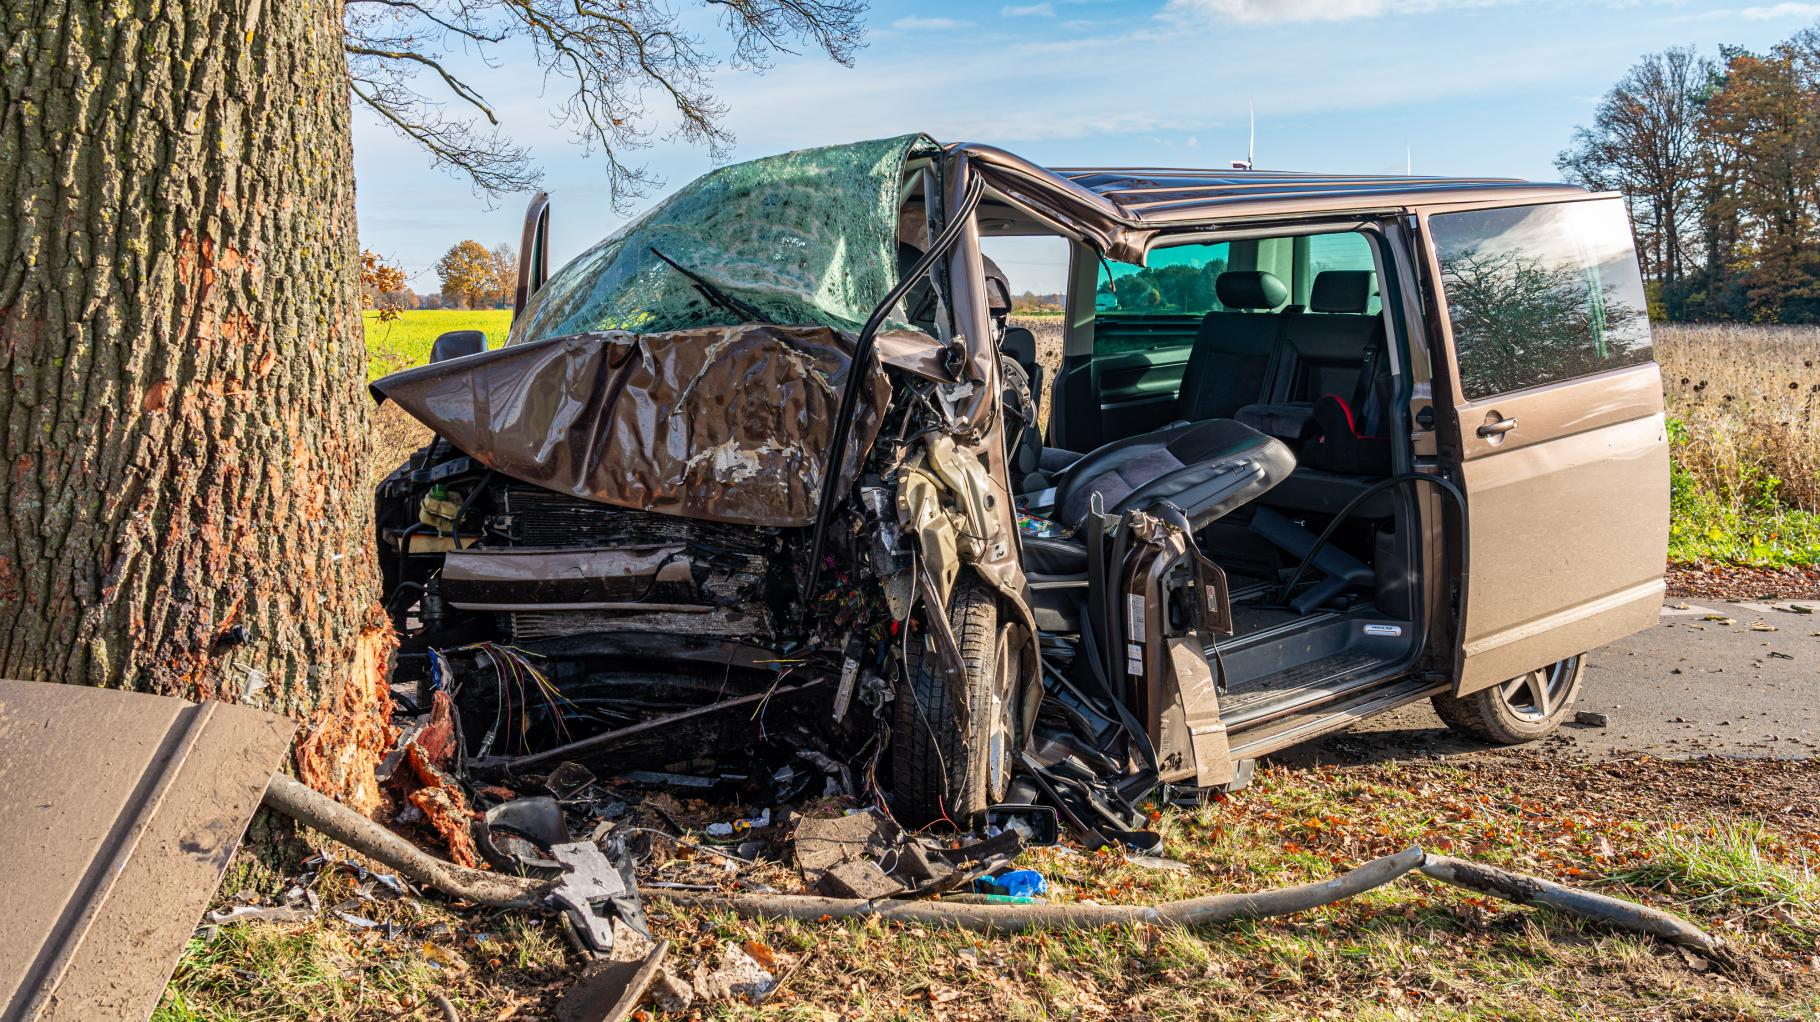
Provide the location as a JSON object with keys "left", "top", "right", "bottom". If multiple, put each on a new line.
{"left": 1, "top": 0, "right": 393, "bottom": 806}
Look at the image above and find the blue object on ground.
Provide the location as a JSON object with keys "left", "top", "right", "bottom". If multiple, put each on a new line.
{"left": 974, "top": 869, "right": 1048, "bottom": 899}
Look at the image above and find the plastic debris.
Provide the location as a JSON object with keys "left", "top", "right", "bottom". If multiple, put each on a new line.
{"left": 974, "top": 869, "right": 1047, "bottom": 899}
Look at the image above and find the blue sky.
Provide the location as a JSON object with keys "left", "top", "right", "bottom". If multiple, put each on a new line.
{"left": 354, "top": 0, "right": 1816, "bottom": 294}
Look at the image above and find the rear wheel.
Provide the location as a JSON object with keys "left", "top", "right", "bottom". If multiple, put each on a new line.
{"left": 892, "top": 576, "right": 1016, "bottom": 826}
{"left": 1432, "top": 654, "right": 1584, "bottom": 744}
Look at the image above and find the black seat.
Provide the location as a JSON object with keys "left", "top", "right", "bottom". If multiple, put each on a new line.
{"left": 1176, "top": 270, "right": 1291, "bottom": 424}
{"left": 1017, "top": 270, "right": 1292, "bottom": 495}
{"left": 1234, "top": 269, "right": 1380, "bottom": 444}
{"left": 1021, "top": 419, "right": 1293, "bottom": 631}
{"left": 1049, "top": 419, "right": 1294, "bottom": 537}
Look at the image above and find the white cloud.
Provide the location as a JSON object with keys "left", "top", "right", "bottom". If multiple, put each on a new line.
{"left": 891, "top": 16, "right": 972, "bottom": 30}
{"left": 1163, "top": 0, "right": 1501, "bottom": 23}
{"left": 1734, "top": 2, "right": 1820, "bottom": 18}
{"left": 1002, "top": 2, "right": 1056, "bottom": 15}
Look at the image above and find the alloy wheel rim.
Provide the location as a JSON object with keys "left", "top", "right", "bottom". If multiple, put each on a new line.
{"left": 1497, "top": 657, "right": 1577, "bottom": 722}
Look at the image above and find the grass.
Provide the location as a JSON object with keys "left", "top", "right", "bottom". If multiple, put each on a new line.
{"left": 163, "top": 753, "right": 1820, "bottom": 1020}
{"left": 361, "top": 309, "right": 512, "bottom": 381}
{"left": 1658, "top": 324, "right": 1820, "bottom": 567}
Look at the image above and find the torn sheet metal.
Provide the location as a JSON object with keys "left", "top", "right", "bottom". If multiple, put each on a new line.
{"left": 509, "top": 134, "right": 936, "bottom": 343}
{"left": 0, "top": 679, "right": 294, "bottom": 1022}
{"left": 372, "top": 325, "right": 891, "bottom": 528}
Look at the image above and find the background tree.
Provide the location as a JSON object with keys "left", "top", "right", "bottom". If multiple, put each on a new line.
{"left": 1700, "top": 38, "right": 1820, "bottom": 322}
{"left": 1556, "top": 48, "right": 1711, "bottom": 318}
{"left": 491, "top": 243, "right": 519, "bottom": 308}
{"left": 437, "top": 239, "right": 502, "bottom": 309}
{"left": 1, "top": 0, "right": 392, "bottom": 806}
{"left": 343, "top": 0, "right": 866, "bottom": 205}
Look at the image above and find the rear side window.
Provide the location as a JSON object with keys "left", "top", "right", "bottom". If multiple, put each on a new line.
{"left": 1429, "top": 198, "right": 1652, "bottom": 400}
{"left": 1097, "top": 241, "right": 1231, "bottom": 317}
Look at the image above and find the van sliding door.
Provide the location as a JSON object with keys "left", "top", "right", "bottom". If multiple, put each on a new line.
{"left": 1417, "top": 195, "right": 1668, "bottom": 695}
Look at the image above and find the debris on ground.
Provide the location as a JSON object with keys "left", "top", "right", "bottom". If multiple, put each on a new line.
{"left": 1667, "top": 561, "right": 1820, "bottom": 601}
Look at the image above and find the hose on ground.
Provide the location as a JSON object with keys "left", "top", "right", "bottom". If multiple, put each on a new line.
{"left": 260, "top": 774, "right": 1720, "bottom": 953}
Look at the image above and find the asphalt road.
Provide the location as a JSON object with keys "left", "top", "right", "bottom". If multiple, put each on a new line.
{"left": 1278, "top": 597, "right": 1820, "bottom": 766}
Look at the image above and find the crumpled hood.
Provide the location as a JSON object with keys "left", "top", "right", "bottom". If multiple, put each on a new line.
{"left": 372, "top": 325, "right": 891, "bottom": 528}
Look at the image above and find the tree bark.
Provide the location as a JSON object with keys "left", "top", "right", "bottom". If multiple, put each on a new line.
{"left": 1, "top": 0, "right": 393, "bottom": 806}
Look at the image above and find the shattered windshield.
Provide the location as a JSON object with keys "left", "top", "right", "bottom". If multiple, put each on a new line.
{"left": 509, "top": 134, "right": 939, "bottom": 343}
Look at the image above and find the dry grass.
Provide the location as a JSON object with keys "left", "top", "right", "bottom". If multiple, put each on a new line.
{"left": 1658, "top": 324, "right": 1820, "bottom": 515}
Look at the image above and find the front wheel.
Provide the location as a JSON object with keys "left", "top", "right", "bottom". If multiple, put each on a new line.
{"left": 1431, "top": 654, "right": 1585, "bottom": 744}
{"left": 891, "top": 577, "right": 1017, "bottom": 827}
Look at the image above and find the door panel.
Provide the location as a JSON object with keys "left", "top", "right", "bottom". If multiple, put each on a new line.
{"left": 1096, "top": 347, "right": 1188, "bottom": 440}
{"left": 1419, "top": 196, "right": 1668, "bottom": 695}
{"left": 1089, "top": 313, "right": 1199, "bottom": 444}
{"left": 1452, "top": 372, "right": 1667, "bottom": 689}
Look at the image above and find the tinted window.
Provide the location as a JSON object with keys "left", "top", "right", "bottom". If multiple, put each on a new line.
{"left": 1430, "top": 198, "right": 1652, "bottom": 400}
{"left": 1097, "top": 242, "right": 1231, "bottom": 317}
{"left": 1306, "top": 232, "right": 1380, "bottom": 315}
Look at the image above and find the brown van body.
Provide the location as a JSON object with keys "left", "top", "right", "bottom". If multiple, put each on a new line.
{"left": 375, "top": 137, "right": 1667, "bottom": 827}
{"left": 945, "top": 145, "right": 1666, "bottom": 704}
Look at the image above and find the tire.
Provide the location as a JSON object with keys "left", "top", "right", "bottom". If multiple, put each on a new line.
{"left": 892, "top": 576, "right": 1016, "bottom": 827}
{"left": 1431, "top": 654, "right": 1585, "bottom": 744}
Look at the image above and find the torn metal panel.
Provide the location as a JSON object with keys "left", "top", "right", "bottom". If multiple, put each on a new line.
{"left": 0, "top": 679, "right": 295, "bottom": 1022}
{"left": 372, "top": 325, "right": 891, "bottom": 528}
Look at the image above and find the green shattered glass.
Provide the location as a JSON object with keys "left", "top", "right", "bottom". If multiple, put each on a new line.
{"left": 510, "top": 134, "right": 937, "bottom": 344}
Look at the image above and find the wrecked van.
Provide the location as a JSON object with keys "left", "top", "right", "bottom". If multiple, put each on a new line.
{"left": 372, "top": 135, "right": 1666, "bottom": 840}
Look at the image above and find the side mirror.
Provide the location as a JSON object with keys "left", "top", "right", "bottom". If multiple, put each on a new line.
{"left": 513, "top": 191, "right": 551, "bottom": 321}
{"left": 430, "top": 330, "right": 487, "bottom": 363}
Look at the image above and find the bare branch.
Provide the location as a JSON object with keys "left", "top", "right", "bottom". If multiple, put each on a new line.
{"left": 351, "top": 79, "right": 542, "bottom": 195}
{"left": 343, "top": 0, "right": 871, "bottom": 202}
{"left": 347, "top": 43, "right": 499, "bottom": 124}
{"left": 346, "top": 0, "right": 508, "bottom": 44}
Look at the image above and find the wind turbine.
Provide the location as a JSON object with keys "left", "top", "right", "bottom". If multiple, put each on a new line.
{"left": 1232, "top": 101, "right": 1255, "bottom": 171}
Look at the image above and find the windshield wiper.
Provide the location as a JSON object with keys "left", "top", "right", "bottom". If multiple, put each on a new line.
{"left": 648, "top": 247, "right": 772, "bottom": 324}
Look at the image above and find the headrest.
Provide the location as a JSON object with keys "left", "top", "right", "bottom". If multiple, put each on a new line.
{"left": 1001, "top": 326, "right": 1037, "bottom": 368}
{"left": 1310, "top": 270, "right": 1374, "bottom": 313}
{"left": 1215, "top": 270, "right": 1288, "bottom": 311}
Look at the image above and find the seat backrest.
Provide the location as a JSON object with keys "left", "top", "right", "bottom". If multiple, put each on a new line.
{"left": 1270, "top": 270, "right": 1379, "bottom": 405}
{"left": 1177, "top": 270, "right": 1288, "bottom": 423}
{"left": 1052, "top": 418, "right": 1296, "bottom": 532}
{"left": 1001, "top": 326, "right": 1043, "bottom": 404}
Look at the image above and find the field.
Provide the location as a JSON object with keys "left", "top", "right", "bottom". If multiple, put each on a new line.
{"left": 362, "top": 309, "right": 512, "bottom": 381}
{"left": 1657, "top": 324, "right": 1820, "bottom": 566}
{"left": 362, "top": 313, "right": 1820, "bottom": 568}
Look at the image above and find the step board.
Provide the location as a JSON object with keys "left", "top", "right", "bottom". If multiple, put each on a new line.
{"left": 1216, "top": 650, "right": 1386, "bottom": 726}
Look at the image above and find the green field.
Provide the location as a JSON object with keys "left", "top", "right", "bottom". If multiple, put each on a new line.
{"left": 362, "top": 309, "right": 512, "bottom": 380}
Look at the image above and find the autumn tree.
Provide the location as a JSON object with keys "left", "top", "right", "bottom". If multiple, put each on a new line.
{"left": 1556, "top": 48, "right": 1711, "bottom": 317}
{"left": 361, "top": 249, "right": 410, "bottom": 319}
{"left": 1, "top": 0, "right": 870, "bottom": 806}
{"left": 1699, "top": 36, "right": 1820, "bottom": 322}
{"left": 437, "top": 240, "right": 503, "bottom": 309}
{"left": 491, "top": 243, "right": 518, "bottom": 307}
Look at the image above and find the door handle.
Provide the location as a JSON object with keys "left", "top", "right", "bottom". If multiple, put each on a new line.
{"left": 1476, "top": 416, "right": 1517, "bottom": 438}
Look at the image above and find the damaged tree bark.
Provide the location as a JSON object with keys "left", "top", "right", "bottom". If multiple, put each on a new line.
{"left": 1, "top": 0, "right": 390, "bottom": 803}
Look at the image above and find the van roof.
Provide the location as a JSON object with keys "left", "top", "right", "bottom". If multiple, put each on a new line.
{"left": 1052, "top": 167, "right": 1587, "bottom": 221}
{"left": 954, "top": 144, "right": 1589, "bottom": 235}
